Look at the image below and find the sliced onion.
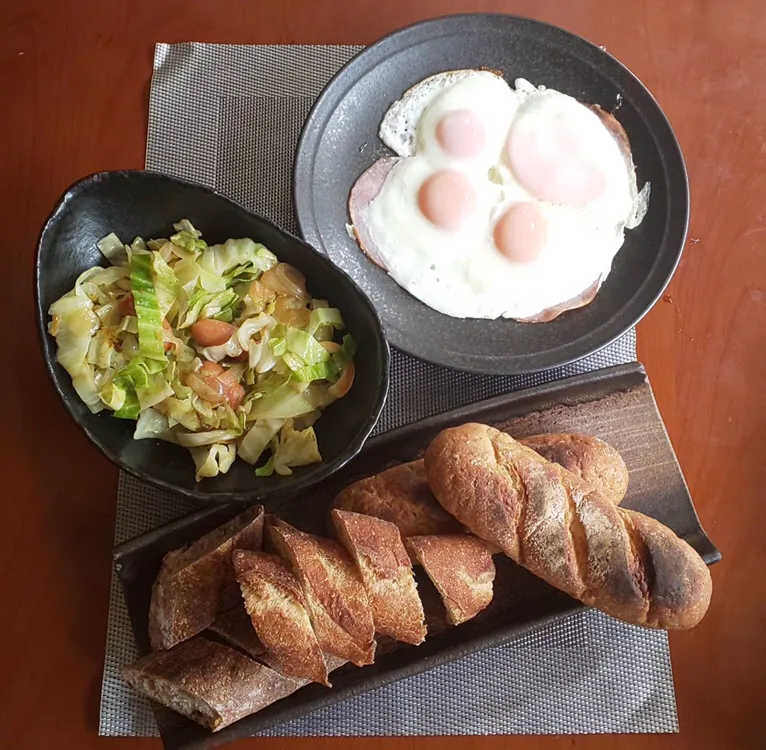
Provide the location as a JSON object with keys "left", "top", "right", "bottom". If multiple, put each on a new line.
{"left": 261, "top": 263, "right": 309, "bottom": 301}
{"left": 273, "top": 295, "right": 310, "bottom": 327}
{"left": 201, "top": 331, "right": 244, "bottom": 362}
{"left": 237, "top": 313, "right": 274, "bottom": 349}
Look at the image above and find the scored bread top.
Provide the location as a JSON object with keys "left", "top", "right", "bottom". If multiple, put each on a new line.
{"left": 233, "top": 549, "right": 329, "bottom": 686}
{"left": 406, "top": 535, "right": 496, "bottom": 625}
{"left": 148, "top": 506, "right": 265, "bottom": 651}
{"left": 331, "top": 509, "right": 426, "bottom": 645}
{"left": 424, "top": 423, "right": 712, "bottom": 629}
{"left": 268, "top": 517, "right": 376, "bottom": 666}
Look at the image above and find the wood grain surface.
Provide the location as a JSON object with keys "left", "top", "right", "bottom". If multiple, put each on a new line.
{"left": 1, "top": 1, "right": 764, "bottom": 749}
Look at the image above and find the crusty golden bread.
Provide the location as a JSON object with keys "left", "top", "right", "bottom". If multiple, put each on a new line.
{"left": 207, "top": 605, "right": 266, "bottom": 660}
{"left": 331, "top": 509, "right": 426, "bottom": 645}
{"left": 208, "top": 605, "right": 348, "bottom": 677}
{"left": 148, "top": 506, "right": 264, "bottom": 651}
{"left": 268, "top": 518, "right": 376, "bottom": 666}
{"left": 333, "top": 434, "right": 628, "bottom": 551}
{"left": 332, "top": 460, "right": 463, "bottom": 539}
{"left": 518, "top": 433, "right": 629, "bottom": 505}
{"left": 424, "top": 424, "right": 712, "bottom": 630}
{"left": 405, "top": 535, "right": 496, "bottom": 625}
{"left": 121, "top": 637, "right": 301, "bottom": 732}
{"left": 233, "top": 550, "right": 329, "bottom": 686}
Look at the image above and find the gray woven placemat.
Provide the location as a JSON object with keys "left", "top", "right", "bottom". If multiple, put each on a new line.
{"left": 98, "top": 42, "right": 678, "bottom": 738}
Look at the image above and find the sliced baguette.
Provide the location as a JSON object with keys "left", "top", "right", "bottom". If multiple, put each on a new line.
{"left": 148, "top": 506, "right": 265, "bottom": 651}
{"left": 207, "top": 605, "right": 266, "bottom": 660}
{"left": 233, "top": 550, "right": 329, "bottom": 686}
{"left": 331, "top": 509, "right": 426, "bottom": 645}
{"left": 121, "top": 637, "right": 299, "bottom": 731}
{"left": 268, "top": 517, "right": 376, "bottom": 666}
{"left": 406, "top": 535, "right": 496, "bottom": 625}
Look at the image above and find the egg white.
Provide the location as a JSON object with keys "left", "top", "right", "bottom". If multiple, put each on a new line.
{"left": 366, "top": 72, "right": 642, "bottom": 320}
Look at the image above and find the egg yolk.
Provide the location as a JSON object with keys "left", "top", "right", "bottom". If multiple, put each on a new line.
{"left": 506, "top": 119, "right": 607, "bottom": 208}
{"left": 493, "top": 202, "right": 548, "bottom": 263}
{"left": 418, "top": 169, "right": 476, "bottom": 230}
{"left": 435, "top": 109, "right": 487, "bottom": 159}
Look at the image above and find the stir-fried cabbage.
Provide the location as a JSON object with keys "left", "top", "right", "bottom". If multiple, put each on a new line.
{"left": 47, "top": 220, "right": 356, "bottom": 481}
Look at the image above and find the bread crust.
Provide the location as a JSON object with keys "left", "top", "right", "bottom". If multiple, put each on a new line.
{"left": 121, "top": 637, "right": 301, "bottom": 732}
{"left": 333, "top": 433, "right": 627, "bottom": 549}
{"left": 148, "top": 506, "right": 264, "bottom": 651}
{"left": 233, "top": 550, "right": 329, "bottom": 686}
{"left": 332, "top": 460, "right": 463, "bottom": 539}
{"left": 519, "top": 433, "right": 629, "bottom": 505}
{"left": 268, "top": 518, "right": 376, "bottom": 666}
{"left": 331, "top": 509, "right": 426, "bottom": 644}
{"left": 406, "top": 535, "right": 496, "bottom": 625}
{"left": 424, "top": 424, "right": 712, "bottom": 629}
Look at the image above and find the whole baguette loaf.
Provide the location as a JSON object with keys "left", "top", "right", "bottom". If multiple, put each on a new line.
{"left": 121, "top": 637, "right": 300, "bottom": 731}
{"left": 424, "top": 423, "right": 712, "bottom": 630}
{"left": 149, "top": 506, "right": 265, "bottom": 651}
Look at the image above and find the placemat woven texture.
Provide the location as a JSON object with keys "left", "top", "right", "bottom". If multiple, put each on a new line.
{"left": 98, "top": 42, "right": 677, "bottom": 737}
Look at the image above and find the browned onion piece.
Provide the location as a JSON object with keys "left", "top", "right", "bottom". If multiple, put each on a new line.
{"left": 273, "top": 295, "right": 311, "bottom": 327}
{"left": 261, "top": 263, "right": 309, "bottom": 302}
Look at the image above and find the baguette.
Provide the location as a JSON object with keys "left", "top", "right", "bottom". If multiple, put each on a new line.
{"left": 121, "top": 637, "right": 300, "bottom": 731}
{"left": 149, "top": 506, "right": 265, "bottom": 651}
{"left": 268, "top": 518, "right": 376, "bottom": 666}
{"left": 519, "top": 433, "right": 629, "bottom": 505}
{"left": 406, "top": 535, "right": 495, "bottom": 625}
{"left": 207, "top": 605, "right": 266, "bottom": 660}
{"left": 332, "top": 460, "right": 462, "bottom": 538}
{"left": 233, "top": 550, "right": 329, "bottom": 686}
{"left": 331, "top": 509, "right": 426, "bottom": 644}
{"left": 333, "top": 434, "right": 627, "bottom": 545}
{"left": 424, "top": 424, "right": 712, "bottom": 630}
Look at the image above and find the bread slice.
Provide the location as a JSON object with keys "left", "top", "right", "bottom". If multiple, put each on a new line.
{"left": 208, "top": 604, "right": 348, "bottom": 678}
{"left": 148, "top": 506, "right": 265, "bottom": 651}
{"left": 233, "top": 550, "right": 329, "bottom": 686}
{"left": 121, "top": 637, "right": 300, "bottom": 731}
{"left": 331, "top": 509, "right": 426, "bottom": 645}
{"left": 268, "top": 517, "right": 376, "bottom": 666}
{"left": 207, "top": 605, "right": 266, "bottom": 660}
{"left": 406, "top": 535, "right": 496, "bottom": 625}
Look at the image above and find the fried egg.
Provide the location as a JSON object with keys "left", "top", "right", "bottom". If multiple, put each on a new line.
{"left": 349, "top": 70, "right": 649, "bottom": 321}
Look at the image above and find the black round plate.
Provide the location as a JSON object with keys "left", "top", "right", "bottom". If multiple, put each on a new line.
{"left": 294, "top": 14, "right": 689, "bottom": 375}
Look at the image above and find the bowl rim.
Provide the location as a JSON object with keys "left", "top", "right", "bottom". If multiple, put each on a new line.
{"left": 293, "top": 12, "right": 690, "bottom": 375}
{"left": 34, "top": 169, "right": 390, "bottom": 502}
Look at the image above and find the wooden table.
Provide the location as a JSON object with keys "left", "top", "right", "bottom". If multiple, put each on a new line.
{"left": 2, "top": 0, "right": 763, "bottom": 748}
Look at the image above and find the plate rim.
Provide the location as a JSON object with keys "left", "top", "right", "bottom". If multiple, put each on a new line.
{"left": 292, "top": 12, "right": 690, "bottom": 375}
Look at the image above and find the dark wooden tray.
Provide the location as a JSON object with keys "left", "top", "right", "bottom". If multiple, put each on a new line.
{"left": 113, "top": 362, "right": 719, "bottom": 749}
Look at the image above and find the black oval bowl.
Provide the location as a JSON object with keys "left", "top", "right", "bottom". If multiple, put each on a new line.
{"left": 294, "top": 13, "right": 689, "bottom": 375}
{"left": 35, "top": 170, "right": 390, "bottom": 503}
